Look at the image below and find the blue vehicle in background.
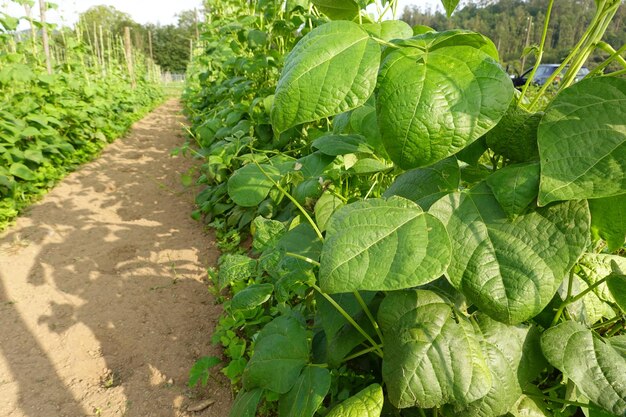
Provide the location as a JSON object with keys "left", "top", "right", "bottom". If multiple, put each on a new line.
{"left": 512, "top": 64, "right": 590, "bottom": 87}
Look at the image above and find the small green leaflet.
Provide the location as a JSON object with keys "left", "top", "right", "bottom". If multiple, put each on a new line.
{"left": 362, "top": 20, "right": 413, "bottom": 41}
{"left": 430, "top": 183, "right": 590, "bottom": 324}
{"left": 227, "top": 163, "right": 281, "bottom": 207}
{"left": 228, "top": 388, "right": 264, "bottom": 417}
{"left": 319, "top": 197, "right": 451, "bottom": 293}
{"left": 311, "top": 134, "right": 373, "bottom": 156}
{"left": 242, "top": 315, "right": 309, "bottom": 394}
{"left": 230, "top": 283, "right": 274, "bottom": 311}
{"left": 326, "top": 384, "right": 384, "bottom": 417}
{"left": 188, "top": 356, "right": 221, "bottom": 388}
{"left": 271, "top": 21, "right": 380, "bottom": 132}
{"left": 314, "top": 192, "right": 345, "bottom": 232}
{"left": 278, "top": 366, "right": 331, "bottom": 417}
{"left": 311, "top": 0, "right": 360, "bottom": 20}
{"left": 541, "top": 321, "right": 626, "bottom": 416}
{"left": 537, "top": 77, "right": 626, "bottom": 206}
{"left": 217, "top": 254, "right": 257, "bottom": 290}
{"left": 379, "top": 290, "right": 491, "bottom": 409}
{"left": 441, "top": 0, "right": 461, "bottom": 17}
{"left": 485, "top": 162, "right": 540, "bottom": 219}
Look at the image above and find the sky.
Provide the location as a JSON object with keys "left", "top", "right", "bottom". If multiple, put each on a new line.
{"left": 1, "top": 0, "right": 442, "bottom": 29}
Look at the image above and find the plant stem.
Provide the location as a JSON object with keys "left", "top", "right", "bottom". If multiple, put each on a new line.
{"left": 342, "top": 344, "right": 384, "bottom": 362}
{"left": 587, "top": 42, "right": 626, "bottom": 77}
{"left": 353, "top": 291, "right": 384, "bottom": 344}
{"left": 551, "top": 270, "right": 575, "bottom": 327}
{"left": 519, "top": 0, "right": 555, "bottom": 105}
{"left": 284, "top": 252, "right": 320, "bottom": 267}
{"left": 311, "top": 283, "right": 384, "bottom": 358}
{"left": 552, "top": 271, "right": 611, "bottom": 327}
{"left": 524, "top": 393, "right": 604, "bottom": 410}
{"left": 251, "top": 158, "right": 324, "bottom": 241}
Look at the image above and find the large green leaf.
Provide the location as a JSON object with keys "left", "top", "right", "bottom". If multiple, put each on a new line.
{"left": 271, "top": 21, "right": 380, "bottom": 132}
{"left": 228, "top": 388, "right": 264, "bottom": 417}
{"left": 326, "top": 384, "right": 384, "bottom": 417}
{"left": 430, "top": 183, "right": 590, "bottom": 324}
{"left": 486, "top": 162, "right": 540, "bottom": 219}
{"left": 243, "top": 316, "right": 309, "bottom": 394}
{"left": 607, "top": 273, "right": 626, "bottom": 314}
{"left": 278, "top": 366, "right": 331, "bottom": 417}
{"left": 227, "top": 163, "right": 281, "bottom": 207}
{"left": 445, "top": 316, "right": 546, "bottom": 417}
{"left": 319, "top": 197, "right": 451, "bottom": 293}
{"left": 383, "top": 156, "right": 460, "bottom": 210}
{"left": 537, "top": 78, "right": 626, "bottom": 206}
{"left": 541, "top": 321, "right": 626, "bottom": 416}
{"left": 394, "top": 30, "right": 500, "bottom": 63}
{"left": 589, "top": 194, "right": 626, "bottom": 252}
{"left": 377, "top": 41, "right": 513, "bottom": 169}
{"left": 379, "top": 290, "right": 491, "bottom": 409}
{"left": 9, "top": 163, "right": 36, "bottom": 181}
{"left": 311, "top": 0, "right": 360, "bottom": 20}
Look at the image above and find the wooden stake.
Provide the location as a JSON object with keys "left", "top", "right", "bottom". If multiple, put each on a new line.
{"left": 148, "top": 30, "right": 153, "bottom": 60}
{"left": 520, "top": 16, "right": 533, "bottom": 72}
{"left": 123, "top": 26, "right": 136, "bottom": 89}
{"left": 39, "top": 0, "right": 52, "bottom": 74}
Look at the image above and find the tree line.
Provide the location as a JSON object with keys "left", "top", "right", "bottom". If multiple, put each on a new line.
{"left": 400, "top": 0, "right": 626, "bottom": 73}
{"left": 76, "top": 5, "right": 201, "bottom": 73}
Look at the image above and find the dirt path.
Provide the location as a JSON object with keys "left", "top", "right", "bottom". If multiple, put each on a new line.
{"left": 0, "top": 99, "right": 232, "bottom": 417}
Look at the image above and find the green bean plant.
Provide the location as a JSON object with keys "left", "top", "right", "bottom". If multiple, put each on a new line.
{"left": 0, "top": 3, "right": 162, "bottom": 229}
{"left": 186, "top": 0, "right": 626, "bottom": 416}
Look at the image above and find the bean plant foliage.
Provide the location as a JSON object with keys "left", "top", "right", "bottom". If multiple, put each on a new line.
{"left": 183, "top": 0, "right": 626, "bottom": 416}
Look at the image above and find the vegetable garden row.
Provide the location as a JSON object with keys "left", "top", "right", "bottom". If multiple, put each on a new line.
{"left": 182, "top": 0, "right": 625, "bottom": 416}
{"left": 0, "top": 2, "right": 162, "bottom": 229}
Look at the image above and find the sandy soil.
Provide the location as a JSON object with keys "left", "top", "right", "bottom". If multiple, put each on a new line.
{"left": 0, "top": 99, "right": 232, "bottom": 416}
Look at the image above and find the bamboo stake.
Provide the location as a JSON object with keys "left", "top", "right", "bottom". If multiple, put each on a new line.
{"left": 123, "top": 27, "right": 136, "bottom": 88}
{"left": 23, "top": 4, "right": 39, "bottom": 61}
{"left": 39, "top": 0, "right": 52, "bottom": 74}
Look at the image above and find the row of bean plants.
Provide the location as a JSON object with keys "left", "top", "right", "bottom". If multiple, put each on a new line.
{"left": 183, "top": 0, "right": 626, "bottom": 416}
{"left": 0, "top": 4, "right": 163, "bottom": 229}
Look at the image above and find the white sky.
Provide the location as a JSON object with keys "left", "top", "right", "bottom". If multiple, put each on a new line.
{"left": 1, "top": 0, "right": 441, "bottom": 29}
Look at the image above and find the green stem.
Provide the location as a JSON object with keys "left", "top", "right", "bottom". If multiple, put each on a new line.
{"left": 251, "top": 158, "right": 324, "bottom": 242}
{"left": 284, "top": 252, "right": 320, "bottom": 267}
{"left": 606, "top": 67, "right": 626, "bottom": 77}
{"left": 418, "top": 409, "right": 427, "bottom": 417}
{"left": 518, "top": 0, "right": 555, "bottom": 105}
{"left": 552, "top": 272, "right": 611, "bottom": 327}
{"left": 371, "top": 36, "right": 400, "bottom": 49}
{"left": 341, "top": 344, "right": 383, "bottom": 363}
{"left": 587, "top": 42, "right": 626, "bottom": 77}
{"left": 311, "top": 283, "right": 384, "bottom": 358}
{"left": 527, "top": 1, "right": 604, "bottom": 110}
{"left": 524, "top": 393, "right": 604, "bottom": 410}
{"left": 353, "top": 291, "right": 384, "bottom": 344}
{"left": 551, "top": 270, "right": 575, "bottom": 327}
{"left": 591, "top": 315, "right": 622, "bottom": 330}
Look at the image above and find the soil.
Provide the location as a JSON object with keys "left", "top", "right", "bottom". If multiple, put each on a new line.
{"left": 0, "top": 99, "right": 232, "bottom": 416}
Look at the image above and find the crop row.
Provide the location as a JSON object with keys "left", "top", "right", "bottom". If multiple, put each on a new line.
{"left": 0, "top": 7, "right": 162, "bottom": 229}
{"left": 183, "top": 1, "right": 625, "bottom": 416}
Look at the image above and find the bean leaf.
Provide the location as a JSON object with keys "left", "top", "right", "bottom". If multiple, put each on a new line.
{"left": 319, "top": 197, "right": 451, "bottom": 293}
{"left": 589, "top": 194, "right": 626, "bottom": 252}
{"left": 377, "top": 38, "right": 513, "bottom": 169}
{"left": 541, "top": 321, "right": 626, "bottom": 416}
{"left": 272, "top": 21, "right": 380, "bottom": 132}
{"left": 379, "top": 290, "right": 491, "bottom": 409}
{"left": 311, "top": 0, "right": 360, "bottom": 20}
{"left": 278, "top": 366, "right": 331, "bottom": 417}
{"left": 430, "top": 183, "right": 590, "bottom": 324}
{"left": 228, "top": 388, "right": 264, "bottom": 417}
{"left": 326, "top": 384, "right": 384, "bottom": 417}
{"left": 242, "top": 315, "right": 309, "bottom": 394}
{"left": 537, "top": 77, "right": 626, "bottom": 206}
{"left": 227, "top": 163, "right": 281, "bottom": 207}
